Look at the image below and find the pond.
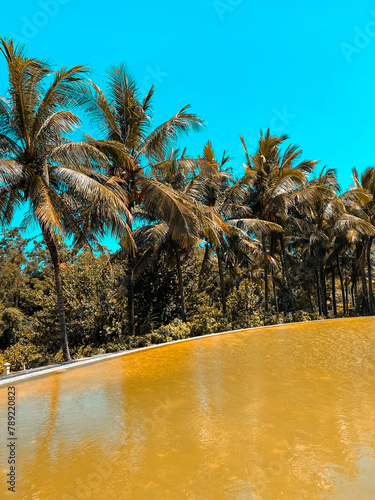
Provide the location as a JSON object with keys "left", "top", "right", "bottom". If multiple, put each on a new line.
{"left": 1, "top": 317, "right": 375, "bottom": 499}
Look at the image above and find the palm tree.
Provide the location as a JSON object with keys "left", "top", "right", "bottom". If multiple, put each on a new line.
{"left": 338, "top": 167, "right": 375, "bottom": 315}
{"left": 325, "top": 234, "right": 349, "bottom": 316}
{"left": 291, "top": 168, "right": 343, "bottom": 317}
{"left": 239, "top": 130, "right": 315, "bottom": 312}
{"left": 185, "top": 141, "right": 233, "bottom": 316}
{"left": 0, "top": 39, "right": 133, "bottom": 359}
{"left": 141, "top": 148, "right": 228, "bottom": 322}
{"left": 71, "top": 66, "right": 204, "bottom": 334}
{"left": 187, "top": 141, "right": 273, "bottom": 318}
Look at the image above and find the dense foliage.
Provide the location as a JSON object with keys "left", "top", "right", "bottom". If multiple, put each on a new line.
{"left": 0, "top": 39, "right": 374, "bottom": 371}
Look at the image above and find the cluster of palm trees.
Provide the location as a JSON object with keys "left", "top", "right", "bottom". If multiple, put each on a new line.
{"left": 0, "top": 38, "right": 374, "bottom": 361}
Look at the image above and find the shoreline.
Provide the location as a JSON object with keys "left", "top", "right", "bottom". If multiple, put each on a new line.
{"left": 0, "top": 316, "right": 368, "bottom": 386}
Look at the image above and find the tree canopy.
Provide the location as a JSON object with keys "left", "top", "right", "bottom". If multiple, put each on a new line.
{"left": 0, "top": 38, "right": 374, "bottom": 369}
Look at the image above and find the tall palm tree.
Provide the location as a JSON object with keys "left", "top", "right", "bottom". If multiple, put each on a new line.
{"left": 239, "top": 130, "right": 315, "bottom": 312}
{"left": 135, "top": 149, "right": 223, "bottom": 327}
{"left": 186, "top": 141, "right": 233, "bottom": 316}
{"left": 0, "top": 39, "right": 133, "bottom": 359}
{"left": 291, "top": 168, "right": 343, "bottom": 317}
{"left": 338, "top": 167, "right": 375, "bottom": 315}
{"left": 71, "top": 66, "right": 204, "bottom": 334}
{"left": 187, "top": 141, "right": 272, "bottom": 317}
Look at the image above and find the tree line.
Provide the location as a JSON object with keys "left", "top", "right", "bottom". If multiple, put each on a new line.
{"left": 0, "top": 38, "right": 374, "bottom": 365}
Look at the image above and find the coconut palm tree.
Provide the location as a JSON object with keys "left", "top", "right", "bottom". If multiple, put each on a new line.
{"left": 338, "top": 167, "right": 375, "bottom": 315}
{"left": 239, "top": 130, "right": 315, "bottom": 312}
{"left": 0, "top": 39, "right": 133, "bottom": 359}
{"left": 185, "top": 141, "right": 233, "bottom": 316}
{"left": 133, "top": 149, "right": 225, "bottom": 327}
{"left": 291, "top": 168, "right": 344, "bottom": 317}
{"left": 186, "top": 141, "right": 274, "bottom": 317}
{"left": 71, "top": 66, "right": 204, "bottom": 334}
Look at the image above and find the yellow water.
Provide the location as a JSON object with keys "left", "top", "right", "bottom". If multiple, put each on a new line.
{"left": 1, "top": 318, "right": 375, "bottom": 499}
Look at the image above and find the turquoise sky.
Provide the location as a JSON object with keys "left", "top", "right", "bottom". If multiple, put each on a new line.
{"left": 1, "top": 1, "right": 375, "bottom": 201}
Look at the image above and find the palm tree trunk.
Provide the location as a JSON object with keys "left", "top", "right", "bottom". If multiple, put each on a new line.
{"left": 175, "top": 246, "right": 187, "bottom": 323}
{"left": 367, "top": 237, "right": 374, "bottom": 315}
{"left": 280, "top": 254, "right": 288, "bottom": 314}
{"left": 331, "top": 265, "right": 337, "bottom": 317}
{"left": 198, "top": 242, "right": 210, "bottom": 291}
{"left": 264, "top": 262, "right": 269, "bottom": 312}
{"left": 315, "top": 269, "right": 322, "bottom": 316}
{"left": 336, "top": 255, "right": 346, "bottom": 315}
{"left": 216, "top": 245, "right": 227, "bottom": 317}
{"left": 279, "top": 238, "right": 288, "bottom": 314}
{"left": 43, "top": 230, "right": 71, "bottom": 361}
{"left": 319, "top": 265, "right": 328, "bottom": 317}
{"left": 345, "top": 283, "right": 353, "bottom": 315}
{"left": 125, "top": 217, "right": 135, "bottom": 336}
{"left": 361, "top": 269, "right": 369, "bottom": 314}
{"left": 272, "top": 267, "right": 279, "bottom": 314}
{"left": 351, "top": 282, "right": 356, "bottom": 311}
{"left": 127, "top": 261, "right": 135, "bottom": 336}
{"left": 308, "top": 288, "right": 315, "bottom": 312}
{"left": 279, "top": 234, "right": 295, "bottom": 313}
{"left": 262, "top": 235, "right": 269, "bottom": 312}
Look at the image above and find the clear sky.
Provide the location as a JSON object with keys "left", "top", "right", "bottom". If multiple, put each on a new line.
{"left": 1, "top": 1, "right": 375, "bottom": 195}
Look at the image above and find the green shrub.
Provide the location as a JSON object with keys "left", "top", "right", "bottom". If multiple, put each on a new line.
{"left": 101, "top": 342, "right": 127, "bottom": 353}
{"left": 73, "top": 345, "right": 106, "bottom": 359}
{"left": 227, "top": 280, "right": 264, "bottom": 329}
{"left": 190, "top": 302, "right": 226, "bottom": 337}
{"left": 308, "top": 312, "right": 324, "bottom": 321}
{"left": 151, "top": 319, "right": 192, "bottom": 341}
{"left": 128, "top": 336, "right": 152, "bottom": 348}
{"left": 263, "top": 313, "right": 285, "bottom": 326}
{"left": 2, "top": 342, "right": 43, "bottom": 371}
{"left": 292, "top": 311, "right": 312, "bottom": 322}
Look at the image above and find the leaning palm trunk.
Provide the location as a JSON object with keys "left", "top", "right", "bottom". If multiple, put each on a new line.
{"left": 175, "top": 246, "right": 187, "bottom": 323}
{"left": 367, "top": 236, "right": 374, "bottom": 315}
{"left": 279, "top": 234, "right": 296, "bottom": 313}
{"left": 43, "top": 230, "right": 71, "bottom": 361}
{"left": 216, "top": 245, "right": 227, "bottom": 317}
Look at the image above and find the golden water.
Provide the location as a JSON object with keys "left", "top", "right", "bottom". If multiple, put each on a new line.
{"left": 1, "top": 318, "right": 375, "bottom": 499}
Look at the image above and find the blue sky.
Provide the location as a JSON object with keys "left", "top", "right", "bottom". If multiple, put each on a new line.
{"left": 1, "top": 0, "right": 375, "bottom": 237}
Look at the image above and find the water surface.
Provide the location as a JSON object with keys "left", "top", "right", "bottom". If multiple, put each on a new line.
{"left": 1, "top": 318, "right": 375, "bottom": 499}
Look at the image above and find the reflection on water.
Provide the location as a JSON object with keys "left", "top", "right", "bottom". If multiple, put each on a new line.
{"left": 1, "top": 318, "right": 375, "bottom": 499}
